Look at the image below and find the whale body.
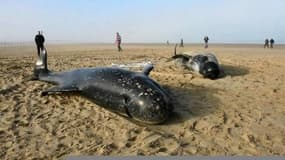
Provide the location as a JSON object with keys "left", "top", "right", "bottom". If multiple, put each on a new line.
{"left": 33, "top": 48, "right": 173, "bottom": 124}
{"left": 171, "top": 45, "right": 221, "bottom": 79}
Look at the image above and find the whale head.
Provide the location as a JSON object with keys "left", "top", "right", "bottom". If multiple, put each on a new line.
{"left": 200, "top": 61, "right": 220, "bottom": 80}
{"left": 124, "top": 75, "right": 173, "bottom": 124}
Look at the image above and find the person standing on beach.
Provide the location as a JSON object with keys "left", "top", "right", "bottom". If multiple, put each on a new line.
{"left": 34, "top": 31, "right": 45, "bottom": 57}
{"left": 264, "top": 39, "right": 269, "bottom": 48}
{"left": 204, "top": 36, "right": 209, "bottom": 48}
{"left": 270, "top": 38, "right": 275, "bottom": 48}
{"left": 115, "top": 32, "right": 122, "bottom": 52}
{"left": 179, "top": 38, "right": 184, "bottom": 47}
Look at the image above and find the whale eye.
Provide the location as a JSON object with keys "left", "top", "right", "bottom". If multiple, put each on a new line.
{"left": 123, "top": 95, "right": 132, "bottom": 118}
{"left": 124, "top": 95, "right": 130, "bottom": 104}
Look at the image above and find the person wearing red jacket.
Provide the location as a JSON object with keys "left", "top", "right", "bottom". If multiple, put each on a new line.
{"left": 115, "top": 32, "right": 122, "bottom": 52}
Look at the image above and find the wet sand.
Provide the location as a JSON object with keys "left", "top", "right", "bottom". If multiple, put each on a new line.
{"left": 0, "top": 44, "right": 285, "bottom": 159}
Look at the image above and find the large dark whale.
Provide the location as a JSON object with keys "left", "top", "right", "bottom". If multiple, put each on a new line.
{"left": 170, "top": 45, "right": 220, "bottom": 79}
{"left": 33, "top": 48, "right": 173, "bottom": 124}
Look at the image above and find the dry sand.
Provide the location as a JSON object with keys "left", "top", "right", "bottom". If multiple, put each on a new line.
{"left": 0, "top": 43, "right": 285, "bottom": 159}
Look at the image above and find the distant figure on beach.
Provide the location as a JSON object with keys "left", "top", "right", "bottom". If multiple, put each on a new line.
{"left": 264, "top": 39, "right": 269, "bottom": 48}
{"left": 34, "top": 31, "right": 45, "bottom": 57}
{"left": 166, "top": 40, "right": 169, "bottom": 46}
{"left": 115, "top": 32, "right": 122, "bottom": 52}
{"left": 179, "top": 38, "right": 184, "bottom": 47}
{"left": 270, "top": 38, "right": 275, "bottom": 48}
{"left": 204, "top": 36, "right": 209, "bottom": 48}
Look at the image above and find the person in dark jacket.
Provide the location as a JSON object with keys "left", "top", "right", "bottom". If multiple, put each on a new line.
{"left": 204, "top": 36, "right": 209, "bottom": 48}
{"left": 270, "top": 38, "right": 275, "bottom": 48}
{"left": 179, "top": 38, "right": 184, "bottom": 47}
{"left": 264, "top": 39, "right": 269, "bottom": 48}
{"left": 34, "top": 31, "right": 45, "bottom": 57}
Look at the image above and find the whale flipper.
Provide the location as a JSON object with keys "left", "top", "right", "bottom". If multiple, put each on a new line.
{"left": 142, "top": 64, "right": 154, "bottom": 76}
{"left": 41, "top": 85, "right": 80, "bottom": 96}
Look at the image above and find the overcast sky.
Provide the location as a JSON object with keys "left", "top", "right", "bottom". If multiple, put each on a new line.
{"left": 0, "top": 0, "right": 284, "bottom": 43}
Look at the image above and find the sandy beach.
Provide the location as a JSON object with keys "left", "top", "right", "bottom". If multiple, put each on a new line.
{"left": 0, "top": 44, "right": 284, "bottom": 159}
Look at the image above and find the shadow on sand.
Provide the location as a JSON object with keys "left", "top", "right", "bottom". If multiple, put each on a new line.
{"left": 161, "top": 84, "right": 221, "bottom": 125}
{"left": 219, "top": 64, "right": 249, "bottom": 78}
{"left": 0, "top": 84, "right": 21, "bottom": 95}
{"left": 120, "top": 84, "right": 221, "bottom": 128}
{"left": 38, "top": 79, "right": 221, "bottom": 128}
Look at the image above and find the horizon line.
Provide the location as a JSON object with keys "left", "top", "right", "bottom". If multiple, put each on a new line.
{"left": 0, "top": 41, "right": 285, "bottom": 45}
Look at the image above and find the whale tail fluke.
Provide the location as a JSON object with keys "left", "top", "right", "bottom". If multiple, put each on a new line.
{"left": 32, "top": 47, "right": 50, "bottom": 80}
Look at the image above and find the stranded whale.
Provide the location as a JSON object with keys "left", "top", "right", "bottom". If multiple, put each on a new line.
{"left": 170, "top": 45, "right": 221, "bottom": 79}
{"left": 33, "top": 48, "right": 173, "bottom": 124}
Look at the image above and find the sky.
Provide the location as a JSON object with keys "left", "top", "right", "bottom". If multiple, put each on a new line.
{"left": 0, "top": 0, "right": 284, "bottom": 43}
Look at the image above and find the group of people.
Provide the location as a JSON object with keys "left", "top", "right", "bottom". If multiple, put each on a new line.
{"left": 264, "top": 38, "right": 275, "bottom": 48}
{"left": 34, "top": 31, "right": 276, "bottom": 54}
{"left": 34, "top": 31, "right": 123, "bottom": 53}
{"left": 174, "top": 36, "right": 210, "bottom": 49}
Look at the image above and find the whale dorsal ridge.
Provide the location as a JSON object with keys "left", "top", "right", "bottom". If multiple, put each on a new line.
{"left": 142, "top": 64, "right": 154, "bottom": 76}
